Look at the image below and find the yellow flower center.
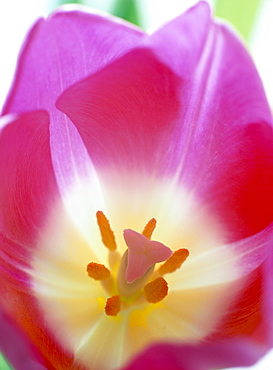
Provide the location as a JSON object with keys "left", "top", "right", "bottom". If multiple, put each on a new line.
{"left": 88, "top": 211, "right": 189, "bottom": 317}
{"left": 29, "top": 179, "right": 240, "bottom": 370}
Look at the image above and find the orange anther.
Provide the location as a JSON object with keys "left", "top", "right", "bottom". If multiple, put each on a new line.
{"left": 142, "top": 218, "right": 157, "bottom": 240}
{"left": 96, "top": 211, "right": 117, "bottom": 251}
{"left": 158, "top": 248, "right": 189, "bottom": 276}
{"left": 144, "top": 277, "right": 168, "bottom": 304}
{"left": 87, "top": 262, "right": 111, "bottom": 280}
{"left": 105, "top": 295, "right": 121, "bottom": 316}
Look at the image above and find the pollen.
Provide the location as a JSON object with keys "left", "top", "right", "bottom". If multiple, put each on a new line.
{"left": 96, "top": 211, "right": 117, "bottom": 251}
{"left": 144, "top": 277, "right": 168, "bottom": 303}
{"left": 105, "top": 295, "right": 121, "bottom": 316}
{"left": 158, "top": 248, "right": 189, "bottom": 276}
{"left": 142, "top": 218, "right": 157, "bottom": 239}
{"left": 87, "top": 262, "right": 111, "bottom": 280}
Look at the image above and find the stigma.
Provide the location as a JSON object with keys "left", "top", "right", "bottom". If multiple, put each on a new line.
{"left": 87, "top": 211, "right": 189, "bottom": 316}
{"left": 123, "top": 229, "right": 172, "bottom": 283}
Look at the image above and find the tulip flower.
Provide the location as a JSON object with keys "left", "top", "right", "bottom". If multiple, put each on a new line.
{"left": 1, "top": 1, "right": 273, "bottom": 370}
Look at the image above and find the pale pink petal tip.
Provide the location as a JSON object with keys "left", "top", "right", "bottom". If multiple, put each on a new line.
{"left": 124, "top": 229, "right": 172, "bottom": 283}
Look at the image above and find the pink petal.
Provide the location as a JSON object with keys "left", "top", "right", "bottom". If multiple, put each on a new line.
{"left": 209, "top": 266, "right": 264, "bottom": 340}
{"left": 206, "top": 226, "right": 273, "bottom": 347}
{"left": 49, "top": 113, "right": 106, "bottom": 242}
{"left": 57, "top": 2, "right": 273, "bottom": 241}
{"left": 124, "top": 229, "right": 172, "bottom": 283}
{"left": 261, "top": 235, "right": 273, "bottom": 346}
{"left": 0, "top": 111, "right": 59, "bottom": 246}
{"left": 145, "top": 1, "right": 211, "bottom": 79}
{"left": 56, "top": 46, "right": 181, "bottom": 175}
{"left": 198, "top": 225, "right": 273, "bottom": 345}
{"left": 227, "top": 222, "right": 273, "bottom": 277}
{"left": 55, "top": 3, "right": 212, "bottom": 176}
{"left": 2, "top": 8, "right": 145, "bottom": 115}
{"left": 204, "top": 122, "right": 273, "bottom": 240}
{"left": 1, "top": 7, "right": 144, "bottom": 223}
{"left": 0, "top": 231, "right": 76, "bottom": 369}
{"left": 0, "top": 236, "right": 75, "bottom": 369}
{"left": 0, "top": 284, "right": 75, "bottom": 369}
{"left": 0, "top": 113, "right": 76, "bottom": 368}
{"left": 0, "top": 4, "right": 272, "bottom": 369}
{"left": 123, "top": 339, "right": 267, "bottom": 370}
{"left": 0, "top": 310, "right": 46, "bottom": 370}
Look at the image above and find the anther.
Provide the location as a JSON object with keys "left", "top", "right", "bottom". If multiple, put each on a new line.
{"left": 105, "top": 295, "right": 121, "bottom": 316}
{"left": 158, "top": 248, "right": 189, "bottom": 276}
{"left": 144, "top": 277, "right": 168, "bottom": 303}
{"left": 142, "top": 218, "right": 157, "bottom": 239}
{"left": 87, "top": 262, "right": 111, "bottom": 280}
{"left": 96, "top": 211, "right": 117, "bottom": 251}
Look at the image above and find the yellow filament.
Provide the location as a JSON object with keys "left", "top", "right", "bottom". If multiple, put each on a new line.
{"left": 87, "top": 262, "right": 111, "bottom": 280}
{"left": 105, "top": 295, "right": 121, "bottom": 316}
{"left": 96, "top": 211, "right": 117, "bottom": 251}
{"left": 144, "top": 277, "right": 168, "bottom": 303}
{"left": 142, "top": 218, "right": 157, "bottom": 239}
{"left": 158, "top": 248, "right": 189, "bottom": 275}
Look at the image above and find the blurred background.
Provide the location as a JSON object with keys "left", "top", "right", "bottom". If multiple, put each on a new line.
{"left": 0, "top": 0, "right": 273, "bottom": 369}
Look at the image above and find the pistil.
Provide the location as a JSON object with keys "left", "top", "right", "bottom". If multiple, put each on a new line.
{"left": 117, "top": 250, "right": 155, "bottom": 298}
{"left": 87, "top": 212, "right": 190, "bottom": 317}
{"left": 123, "top": 229, "right": 172, "bottom": 283}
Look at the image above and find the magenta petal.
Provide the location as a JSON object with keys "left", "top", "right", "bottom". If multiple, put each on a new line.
{"left": 55, "top": 3, "right": 211, "bottom": 176}
{"left": 0, "top": 7, "right": 145, "bottom": 224}
{"left": 57, "top": 2, "right": 273, "bottom": 240}
{"left": 0, "top": 111, "right": 59, "bottom": 246}
{"left": 56, "top": 47, "right": 181, "bottom": 174}
{"left": 123, "top": 340, "right": 267, "bottom": 370}
{"left": 0, "top": 115, "right": 76, "bottom": 368}
{"left": 146, "top": 1, "right": 211, "bottom": 79}
{"left": 262, "top": 236, "right": 273, "bottom": 345}
{"left": 150, "top": 3, "right": 273, "bottom": 239}
{"left": 0, "top": 310, "right": 46, "bottom": 370}
{"left": 227, "top": 222, "right": 273, "bottom": 277}
{"left": 199, "top": 122, "right": 273, "bottom": 239}
{"left": 0, "top": 3, "right": 273, "bottom": 369}
{"left": 2, "top": 8, "right": 145, "bottom": 115}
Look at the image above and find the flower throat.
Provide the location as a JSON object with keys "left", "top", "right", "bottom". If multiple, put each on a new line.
{"left": 86, "top": 211, "right": 189, "bottom": 316}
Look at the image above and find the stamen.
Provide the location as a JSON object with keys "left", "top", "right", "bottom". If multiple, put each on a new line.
{"left": 96, "top": 211, "right": 117, "bottom": 251}
{"left": 144, "top": 277, "right": 168, "bottom": 303}
{"left": 105, "top": 295, "right": 121, "bottom": 316}
{"left": 158, "top": 248, "right": 189, "bottom": 275}
{"left": 87, "top": 262, "right": 111, "bottom": 280}
{"left": 142, "top": 218, "right": 157, "bottom": 239}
